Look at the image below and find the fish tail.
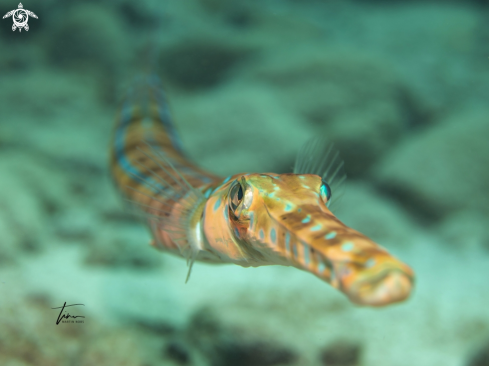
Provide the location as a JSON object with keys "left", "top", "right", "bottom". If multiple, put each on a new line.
{"left": 109, "top": 74, "right": 221, "bottom": 276}
{"left": 110, "top": 74, "right": 218, "bottom": 201}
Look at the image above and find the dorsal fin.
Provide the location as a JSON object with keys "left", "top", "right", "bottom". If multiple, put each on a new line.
{"left": 125, "top": 142, "right": 207, "bottom": 283}
{"left": 293, "top": 138, "right": 346, "bottom": 212}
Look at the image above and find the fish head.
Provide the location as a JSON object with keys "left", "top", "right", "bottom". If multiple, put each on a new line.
{"left": 205, "top": 172, "right": 414, "bottom": 306}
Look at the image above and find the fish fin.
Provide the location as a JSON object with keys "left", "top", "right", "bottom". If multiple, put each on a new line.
{"left": 122, "top": 75, "right": 185, "bottom": 155}
{"left": 148, "top": 221, "right": 168, "bottom": 252}
{"left": 125, "top": 141, "right": 206, "bottom": 282}
{"left": 293, "top": 138, "right": 346, "bottom": 212}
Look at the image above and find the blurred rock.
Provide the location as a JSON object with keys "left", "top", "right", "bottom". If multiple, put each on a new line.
{"left": 52, "top": 208, "right": 97, "bottom": 242}
{"left": 197, "top": 0, "right": 256, "bottom": 28}
{"left": 187, "top": 307, "right": 297, "bottom": 366}
{"left": 246, "top": 47, "right": 415, "bottom": 177}
{"left": 435, "top": 210, "right": 489, "bottom": 251}
{"left": 0, "top": 42, "right": 45, "bottom": 72}
{"left": 338, "top": 182, "right": 421, "bottom": 248}
{"left": 0, "top": 70, "right": 94, "bottom": 118}
{"left": 320, "top": 340, "right": 361, "bottom": 366}
{"left": 159, "top": 38, "right": 252, "bottom": 90}
{"left": 117, "top": 0, "right": 160, "bottom": 29}
{"left": 0, "top": 151, "right": 73, "bottom": 261}
{"left": 136, "top": 319, "right": 176, "bottom": 336}
{"left": 84, "top": 224, "right": 162, "bottom": 269}
{"left": 375, "top": 109, "right": 489, "bottom": 223}
{"left": 0, "top": 210, "right": 22, "bottom": 263}
{"left": 0, "top": 293, "right": 148, "bottom": 366}
{"left": 46, "top": 4, "right": 130, "bottom": 100}
{"left": 213, "top": 340, "right": 297, "bottom": 366}
{"left": 185, "top": 307, "right": 226, "bottom": 356}
{"left": 0, "top": 69, "right": 115, "bottom": 168}
{"left": 174, "top": 83, "right": 312, "bottom": 176}
{"left": 80, "top": 331, "right": 146, "bottom": 366}
{"left": 165, "top": 341, "right": 190, "bottom": 365}
{"left": 467, "top": 339, "right": 489, "bottom": 366}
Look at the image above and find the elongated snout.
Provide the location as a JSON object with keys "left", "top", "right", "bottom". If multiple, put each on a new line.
{"left": 334, "top": 255, "right": 414, "bottom": 306}
{"left": 285, "top": 209, "right": 415, "bottom": 306}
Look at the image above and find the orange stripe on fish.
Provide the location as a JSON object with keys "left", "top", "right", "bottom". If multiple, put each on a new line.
{"left": 109, "top": 75, "right": 415, "bottom": 306}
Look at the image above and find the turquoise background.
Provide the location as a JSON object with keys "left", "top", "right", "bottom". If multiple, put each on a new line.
{"left": 0, "top": 1, "right": 489, "bottom": 365}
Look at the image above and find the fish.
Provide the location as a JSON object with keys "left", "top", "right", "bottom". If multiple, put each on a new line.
{"left": 109, "top": 74, "right": 415, "bottom": 307}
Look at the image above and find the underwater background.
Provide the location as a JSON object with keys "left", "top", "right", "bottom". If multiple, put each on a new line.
{"left": 1, "top": 0, "right": 489, "bottom": 365}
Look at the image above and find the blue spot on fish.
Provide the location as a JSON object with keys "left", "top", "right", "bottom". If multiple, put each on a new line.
{"left": 270, "top": 228, "right": 276, "bottom": 244}
{"left": 205, "top": 188, "right": 212, "bottom": 198}
{"left": 214, "top": 198, "right": 221, "bottom": 211}
{"left": 293, "top": 245, "right": 298, "bottom": 258}
{"left": 310, "top": 224, "right": 321, "bottom": 231}
{"left": 259, "top": 229, "right": 264, "bottom": 240}
{"left": 325, "top": 231, "right": 336, "bottom": 240}
{"left": 298, "top": 208, "right": 302, "bottom": 213}
{"left": 365, "top": 259, "right": 376, "bottom": 268}
{"left": 342, "top": 242, "right": 354, "bottom": 252}
{"left": 285, "top": 204, "right": 293, "bottom": 212}
{"left": 318, "top": 262, "right": 326, "bottom": 273}
{"left": 302, "top": 215, "right": 311, "bottom": 224}
{"left": 223, "top": 176, "right": 231, "bottom": 183}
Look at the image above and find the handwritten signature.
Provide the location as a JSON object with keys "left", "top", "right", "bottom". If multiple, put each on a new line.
{"left": 51, "top": 302, "right": 85, "bottom": 325}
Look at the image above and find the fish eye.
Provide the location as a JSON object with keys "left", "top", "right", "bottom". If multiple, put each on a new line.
{"left": 320, "top": 180, "right": 332, "bottom": 206}
{"left": 228, "top": 178, "right": 253, "bottom": 220}
{"left": 229, "top": 181, "right": 244, "bottom": 214}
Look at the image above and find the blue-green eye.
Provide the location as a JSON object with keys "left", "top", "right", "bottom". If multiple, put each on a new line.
{"left": 230, "top": 181, "right": 244, "bottom": 212}
{"left": 320, "top": 180, "right": 332, "bottom": 206}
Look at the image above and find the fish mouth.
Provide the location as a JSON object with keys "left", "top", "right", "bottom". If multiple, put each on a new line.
{"left": 344, "top": 265, "right": 414, "bottom": 307}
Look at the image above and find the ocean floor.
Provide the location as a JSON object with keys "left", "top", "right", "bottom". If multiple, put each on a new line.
{"left": 3, "top": 236, "right": 489, "bottom": 365}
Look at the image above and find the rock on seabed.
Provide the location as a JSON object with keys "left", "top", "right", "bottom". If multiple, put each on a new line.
{"left": 375, "top": 109, "right": 489, "bottom": 222}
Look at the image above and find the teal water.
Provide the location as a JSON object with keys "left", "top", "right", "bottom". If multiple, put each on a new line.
{"left": 1, "top": 1, "right": 489, "bottom": 365}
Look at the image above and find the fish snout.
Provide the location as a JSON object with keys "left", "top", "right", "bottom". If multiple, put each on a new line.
{"left": 338, "top": 258, "right": 414, "bottom": 307}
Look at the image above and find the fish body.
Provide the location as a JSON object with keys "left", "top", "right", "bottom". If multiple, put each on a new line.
{"left": 110, "top": 75, "right": 414, "bottom": 306}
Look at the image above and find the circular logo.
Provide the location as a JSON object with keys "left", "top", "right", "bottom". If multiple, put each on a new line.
{"left": 12, "top": 9, "right": 28, "bottom": 28}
